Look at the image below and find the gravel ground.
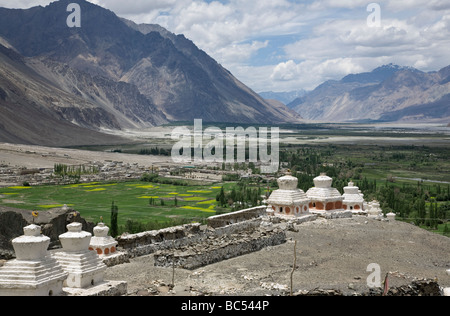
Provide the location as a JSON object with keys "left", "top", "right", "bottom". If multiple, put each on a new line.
{"left": 105, "top": 216, "right": 450, "bottom": 296}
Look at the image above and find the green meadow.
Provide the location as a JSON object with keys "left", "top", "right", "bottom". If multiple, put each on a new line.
{"left": 0, "top": 182, "right": 230, "bottom": 231}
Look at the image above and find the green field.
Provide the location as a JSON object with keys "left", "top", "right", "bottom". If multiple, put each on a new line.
{"left": 0, "top": 181, "right": 231, "bottom": 232}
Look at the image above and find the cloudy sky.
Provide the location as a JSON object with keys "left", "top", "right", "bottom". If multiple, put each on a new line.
{"left": 2, "top": 0, "right": 450, "bottom": 93}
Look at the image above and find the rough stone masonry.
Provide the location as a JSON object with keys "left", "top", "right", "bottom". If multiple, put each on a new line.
{"left": 153, "top": 224, "right": 286, "bottom": 270}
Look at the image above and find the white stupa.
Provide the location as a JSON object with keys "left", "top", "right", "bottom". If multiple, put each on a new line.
{"left": 89, "top": 222, "right": 118, "bottom": 258}
{"left": 266, "top": 172, "right": 310, "bottom": 217}
{"left": 0, "top": 224, "right": 67, "bottom": 296}
{"left": 367, "top": 201, "right": 383, "bottom": 219}
{"left": 342, "top": 181, "right": 365, "bottom": 214}
{"left": 53, "top": 222, "right": 107, "bottom": 289}
{"left": 306, "top": 174, "right": 344, "bottom": 213}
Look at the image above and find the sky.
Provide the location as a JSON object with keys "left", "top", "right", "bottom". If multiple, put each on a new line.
{"left": 1, "top": 0, "right": 450, "bottom": 93}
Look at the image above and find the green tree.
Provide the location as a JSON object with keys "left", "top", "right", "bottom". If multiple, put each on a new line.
{"left": 110, "top": 201, "right": 119, "bottom": 238}
{"left": 414, "top": 197, "right": 426, "bottom": 225}
{"left": 218, "top": 187, "right": 226, "bottom": 207}
{"left": 443, "top": 223, "right": 450, "bottom": 237}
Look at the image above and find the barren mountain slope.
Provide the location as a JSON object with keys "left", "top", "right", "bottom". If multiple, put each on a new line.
{"left": 0, "top": 44, "right": 127, "bottom": 146}
{"left": 289, "top": 64, "right": 450, "bottom": 123}
{"left": 0, "top": 0, "right": 302, "bottom": 125}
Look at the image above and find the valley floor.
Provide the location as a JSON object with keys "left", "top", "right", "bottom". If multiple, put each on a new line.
{"left": 0, "top": 142, "right": 175, "bottom": 170}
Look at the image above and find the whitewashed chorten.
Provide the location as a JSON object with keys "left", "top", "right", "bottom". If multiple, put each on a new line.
{"left": 342, "top": 181, "right": 365, "bottom": 213}
{"left": 367, "top": 200, "right": 383, "bottom": 219}
{"left": 267, "top": 172, "right": 310, "bottom": 217}
{"left": 306, "top": 173, "right": 344, "bottom": 213}
{"left": 89, "top": 222, "right": 118, "bottom": 257}
{"left": 53, "top": 222, "right": 107, "bottom": 289}
{"left": 0, "top": 224, "right": 67, "bottom": 296}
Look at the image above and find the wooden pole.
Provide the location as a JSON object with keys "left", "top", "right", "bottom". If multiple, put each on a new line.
{"left": 290, "top": 240, "right": 298, "bottom": 296}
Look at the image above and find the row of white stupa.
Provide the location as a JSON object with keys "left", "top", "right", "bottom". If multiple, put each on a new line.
{"left": 266, "top": 172, "right": 389, "bottom": 219}
{"left": 0, "top": 221, "right": 123, "bottom": 296}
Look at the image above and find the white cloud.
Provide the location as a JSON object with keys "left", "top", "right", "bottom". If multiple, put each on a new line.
{"left": 268, "top": 58, "right": 366, "bottom": 91}
{"left": 104, "top": 0, "right": 450, "bottom": 91}
{"left": 0, "top": 0, "right": 54, "bottom": 8}
{"left": 271, "top": 60, "right": 299, "bottom": 82}
{"left": 215, "top": 40, "right": 269, "bottom": 65}
{"left": 89, "top": 0, "right": 183, "bottom": 15}
{"left": 272, "top": 4, "right": 450, "bottom": 91}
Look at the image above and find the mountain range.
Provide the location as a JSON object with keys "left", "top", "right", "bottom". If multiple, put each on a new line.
{"left": 258, "top": 90, "right": 307, "bottom": 106}
{"left": 0, "top": 1, "right": 447, "bottom": 148}
{"left": 287, "top": 64, "right": 450, "bottom": 123}
{"left": 0, "top": 0, "right": 301, "bottom": 146}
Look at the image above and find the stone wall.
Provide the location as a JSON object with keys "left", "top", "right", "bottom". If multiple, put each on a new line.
{"left": 116, "top": 223, "right": 203, "bottom": 258}
{"left": 154, "top": 226, "right": 286, "bottom": 270}
{"left": 115, "top": 208, "right": 289, "bottom": 270}
{"left": 207, "top": 206, "right": 267, "bottom": 228}
{"left": 311, "top": 210, "right": 353, "bottom": 220}
{"left": 116, "top": 213, "right": 272, "bottom": 260}
{"left": 212, "top": 218, "right": 263, "bottom": 237}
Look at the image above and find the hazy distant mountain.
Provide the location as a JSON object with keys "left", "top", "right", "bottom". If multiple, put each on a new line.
{"left": 0, "top": 0, "right": 302, "bottom": 128}
{"left": 288, "top": 64, "right": 450, "bottom": 123}
{"left": 258, "top": 90, "right": 307, "bottom": 106}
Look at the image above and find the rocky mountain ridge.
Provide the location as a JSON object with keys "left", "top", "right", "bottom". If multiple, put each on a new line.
{"left": 258, "top": 90, "right": 307, "bottom": 106}
{"left": 0, "top": 0, "right": 301, "bottom": 138}
{"left": 288, "top": 64, "right": 450, "bottom": 123}
{"left": 0, "top": 43, "right": 127, "bottom": 146}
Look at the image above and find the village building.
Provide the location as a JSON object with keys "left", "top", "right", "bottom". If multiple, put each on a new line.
{"left": 306, "top": 173, "right": 344, "bottom": 213}
{"left": 266, "top": 172, "right": 310, "bottom": 217}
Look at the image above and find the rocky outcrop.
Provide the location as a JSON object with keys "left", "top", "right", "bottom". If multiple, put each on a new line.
{"left": 0, "top": 206, "right": 94, "bottom": 260}
{"left": 0, "top": 208, "right": 28, "bottom": 259}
